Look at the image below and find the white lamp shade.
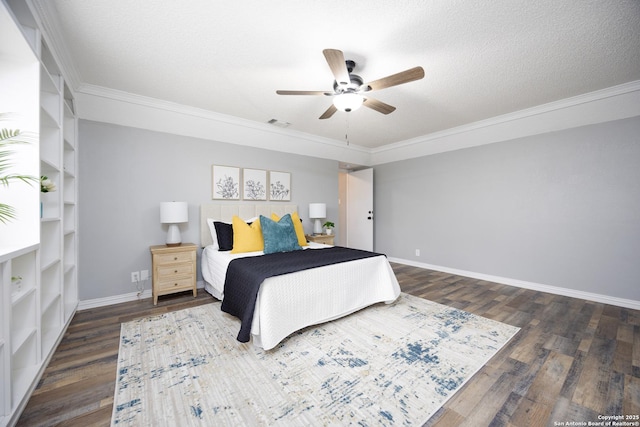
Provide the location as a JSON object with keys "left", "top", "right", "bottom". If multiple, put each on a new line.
{"left": 309, "top": 203, "right": 326, "bottom": 219}
{"left": 160, "top": 202, "right": 188, "bottom": 224}
{"left": 309, "top": 203, "right": 326, "bottom": 235}
{"left": 161, "top": 202, "right": 188, "bottom": 246}
{"left": 333, "top": 93, "right": 364, "bottom": 112}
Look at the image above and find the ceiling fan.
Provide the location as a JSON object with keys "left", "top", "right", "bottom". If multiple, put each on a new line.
{"left": 276, "top": 49, "right": 425, "bottom": 120}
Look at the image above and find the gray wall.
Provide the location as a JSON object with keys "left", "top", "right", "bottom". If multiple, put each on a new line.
{"left": 374, "top": 116, "right": 640, "bottom": 301}
{"left": 78, "top": 120, "right": 339, "bottom": 301}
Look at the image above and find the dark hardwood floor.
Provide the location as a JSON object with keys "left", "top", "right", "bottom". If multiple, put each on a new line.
{"left": 17, "top": 263, "right": 640, "bottom": 426}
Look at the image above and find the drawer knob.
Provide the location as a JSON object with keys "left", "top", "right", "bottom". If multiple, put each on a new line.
{"left": 174, "top": 283, "right": 178, "bottom": 286}
{"left": 174, "top": 257, "right": 178, "bottom": 260}
{"left": 174, "top": 270, "right": 178, "bottom": 273}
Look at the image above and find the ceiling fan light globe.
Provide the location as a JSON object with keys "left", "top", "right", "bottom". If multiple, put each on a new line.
{"left": 333, "top": 93, "right": 364, "bottom": 112}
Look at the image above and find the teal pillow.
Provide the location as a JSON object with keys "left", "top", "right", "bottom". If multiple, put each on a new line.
{"left": 260, "top": 214, "right": 302, "bottom": 254}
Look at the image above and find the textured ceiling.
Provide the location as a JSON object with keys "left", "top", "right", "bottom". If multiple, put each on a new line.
{"left": 35, "top": 0, "right": 640, "bottom": 149}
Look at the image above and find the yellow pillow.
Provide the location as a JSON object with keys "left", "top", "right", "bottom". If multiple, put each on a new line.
{"left": 271, "top": 211, "right": 308, "bottom": 246}
{"left": 231, "top": 215, "right": 264, "bottom": 253}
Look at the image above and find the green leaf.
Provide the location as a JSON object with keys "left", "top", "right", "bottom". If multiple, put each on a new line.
{"left": 0, "top": 116, "right": 39, "bottom": 222}
{"left": 0, "top": 203, "right": 16, "bottom": 224}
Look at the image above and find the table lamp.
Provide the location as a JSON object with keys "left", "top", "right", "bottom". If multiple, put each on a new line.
{"left": 309, "top": 203, "right": 326, "bottom": 235}
{"left": 160, "top": 202, "right": 188, "bottom": 246}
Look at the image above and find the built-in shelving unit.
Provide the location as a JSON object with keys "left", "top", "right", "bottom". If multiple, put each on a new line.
{"left": 62, "top": 82, "right": 78, "bottom": 322}
{"left": 1, "top": 1, "right": 78, "bottom": 425}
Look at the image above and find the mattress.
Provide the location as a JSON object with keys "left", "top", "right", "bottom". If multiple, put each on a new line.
{"left": 201, "top": 242, "right": 329, "bottom": 299}
{"left": 201, "top": 244, "right": 401, "bottom": 350}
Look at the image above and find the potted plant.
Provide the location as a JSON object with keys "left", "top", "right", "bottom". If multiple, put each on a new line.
{"left": 11, "top": 276, "right": 22, "bottom": 295}
{"left": 40, "top": 175, "right": 56, "bottom": 192}
{"left": 323, "top": 221, "right": 335, "bottom": 235}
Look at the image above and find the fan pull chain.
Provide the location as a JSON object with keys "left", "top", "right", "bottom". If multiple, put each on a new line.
{"left": 345, "top": 116, "right": 350, "bottom": 146}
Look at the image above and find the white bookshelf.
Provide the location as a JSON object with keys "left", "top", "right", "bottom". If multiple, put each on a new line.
{"left": 62, "top": 83, "right": 78, "bottom": 322}
{"left": 0, "top": 2, "right": 78, "bottom": 425}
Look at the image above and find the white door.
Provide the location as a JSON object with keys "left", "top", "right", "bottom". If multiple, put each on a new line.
{"left": 346, "top": 168, "right": 374, "bottom": 251}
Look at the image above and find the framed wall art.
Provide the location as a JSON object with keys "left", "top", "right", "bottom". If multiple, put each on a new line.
{"left": 212, "top": 165, "right": 240, "bottom": 200}
{"left": 242, "top": 168, "right": 267, "bottom": 200}
{"left": 269, "top": 170, "right": 291, "bottom": 201}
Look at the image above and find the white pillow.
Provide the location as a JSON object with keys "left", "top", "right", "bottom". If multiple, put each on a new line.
{"left": 206, "top": 218, "right": 220, "bottom": 250}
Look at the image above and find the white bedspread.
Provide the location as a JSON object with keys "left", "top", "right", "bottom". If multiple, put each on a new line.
{"left": 201, "top": 244, "right": 401, "bottom": 350}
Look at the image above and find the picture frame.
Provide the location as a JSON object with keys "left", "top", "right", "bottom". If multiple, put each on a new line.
{"left": 212, "top": 165, "right": 240, "bottom": 200}
{"left": 269, "top": 170, "right": 291, "bottom": 201}
{"left": 242, "top": 168, "right": 267, "bottom": 200}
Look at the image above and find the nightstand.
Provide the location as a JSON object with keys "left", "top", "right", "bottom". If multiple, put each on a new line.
{"left": 150, "top": 243, "right": 197, "bottom": 305}
{"left": 305, "top": 234, "right": 335, "bottom": 245}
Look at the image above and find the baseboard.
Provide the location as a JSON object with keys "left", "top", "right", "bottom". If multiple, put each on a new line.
{"left": 388, "top": 258, "right": 640, "bottom": 311}
{"left": 77, "top": 289, "right": 153, "bottom": 310}
{"left": 77, "top": 281, "right": 206, "bottom": 310}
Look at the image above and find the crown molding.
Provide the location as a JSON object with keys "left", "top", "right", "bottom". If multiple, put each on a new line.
{"left": 77, "top": 83, "right": 363, "bottom": 147}
{"left": 76, "top": 83, "right": 372, "bottom": 166}
{"left": 370, "top": 80, "right": 640, "bottom": 165}
{"left": 78, "top": 79, "right": 640, "bottom": 168}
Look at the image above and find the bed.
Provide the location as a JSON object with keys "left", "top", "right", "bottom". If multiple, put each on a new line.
{"left": 200, "top": 203, "right": 401, "bottom": 350}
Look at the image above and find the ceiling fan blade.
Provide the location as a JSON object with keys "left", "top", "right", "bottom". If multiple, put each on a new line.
{"left": 323, "top": 49, "right": 351, "bottom": 85}
{"left": 363, "top": 66, "right": 425, "bottom": 91}
{"left": 319, "top": 104, "right": 337, "bottom": 120}
{"left": 276, "top": 90, "right": 330, "bottom": 96}
{"left": 363, "top": 97, "right": 396, "bottom": 115}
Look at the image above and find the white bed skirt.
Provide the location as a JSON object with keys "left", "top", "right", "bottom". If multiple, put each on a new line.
{"left": 203, "top": 254, "right": 401, "bottom": 350}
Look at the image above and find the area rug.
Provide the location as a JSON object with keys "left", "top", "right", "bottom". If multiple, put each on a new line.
{"left": 111, "top": 293, "right": 519, "bottom": 426}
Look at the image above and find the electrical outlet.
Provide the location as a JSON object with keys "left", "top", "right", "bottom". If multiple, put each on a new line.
{"left": 140, "top": 270, "right": 149, "bottom": 280}
{"left": 415, "top": 249, "right": 420, "bottom": 256}
{"left": 131, "top": 271, "right": 140, "bottom": 283}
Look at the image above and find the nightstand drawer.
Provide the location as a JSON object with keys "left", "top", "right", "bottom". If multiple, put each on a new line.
{"left": 154, "top": 251, "right": 193, "bottom": 265}
{"left": 157, "top": 263, "right": 193, "bottom": 280}
{"left": 156, "top": 277, "right": 194, "bottom": 291}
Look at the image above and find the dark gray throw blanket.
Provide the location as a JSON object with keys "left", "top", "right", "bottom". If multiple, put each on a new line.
{"left": 221, "top": 246, "right": 383, "bottom": 343}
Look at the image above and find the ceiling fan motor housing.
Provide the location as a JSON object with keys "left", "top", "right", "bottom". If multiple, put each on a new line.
{"left": 333, "top": 62, "right": 365, "bottom": 94}
{"left": 332, "top": 61, "right": 365, "bottom": 112}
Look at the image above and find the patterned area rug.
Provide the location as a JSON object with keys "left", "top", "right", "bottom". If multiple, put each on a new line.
{"left": 111, "top": 293, "right": 519, "bottom": 426}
